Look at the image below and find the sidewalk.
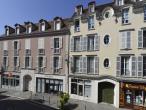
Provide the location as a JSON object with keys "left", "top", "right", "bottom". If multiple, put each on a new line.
{"left": 0, "top": 89, "right": 130, "bottom": 110}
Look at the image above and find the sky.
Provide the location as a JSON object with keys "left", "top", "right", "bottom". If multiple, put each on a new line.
{"left": 0, "top": 0, "right": 112, "bottom": 34}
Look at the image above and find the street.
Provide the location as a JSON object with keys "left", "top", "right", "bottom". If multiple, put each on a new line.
{"left": 0, "top": 94, "right": 56, "bottom": 110}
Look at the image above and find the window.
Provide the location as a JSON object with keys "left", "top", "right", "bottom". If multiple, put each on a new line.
{"left": 122, "top": 8, "right": 129, "bottom": 24}
{"left": 38, "top": 56, "right": 43, "bottom": 68}
{"left": 6, "top": 29, "right": 9, "bottom": 36}
{"left": 37, "top": 56, "right": 46, "bottom": 73}
{"left": 74, "top": 37, "right": 80, "bottom": 51}
{"left": 25, "top": 56, "right": 31, "bottom": 68}
{"left": 121, "top": 56, "right": 131, "bottom": 76}
{"left": 104, "top": 58, "right": 110, "bottom": 68}
{"left": 117, "top": 0, "right": 124, "bottom": 6}
{"left": 89, "top": 5, "right": 94, "bottom": 13}
{"left": 14, "top": 41, "right": 19, "bottom": 50}
{"left": 87, "top": 56, "right": 94, "bottom": 73}
{"left": 14, "top": 56, "right": 19, "bottom": 71}
{"left": 71, "top": 79, "right": 91, "bottom": 97}
{"left": 16, "top": 28, "right": 20, "bottom": 35}
{"left": 27, "top": 26, "right": 32, "bottom": 34}
{"left": 53, "top": 57, "right": 59, "bottom": 72}
{"left": 143, "top": 56, "right": 146, "bottom": 76}
{"left": 74, "top": 19, "right": 80, "bottom": 32}
{"left": 55, "top": 22, "right": 61, "bottom": 30}
{"left": 54, "top": 38, "right": 59, "bottom": 48}
{"left": 88, "top": 16, "right": 94, "bottom": 29}
{"left": 41, "top": 23, "right": 45, "bottom": 31}
{"left": 88, "top": 36, "right": 94, "bottom": 51}
{"left": 3, "top": 56, "right": 8, "bottom": 71}
{"left": 74, "top": 56, "right": 80, "bottom": 73}
{"left": 125, "top": 90, "right": 132, "bottom": 104}
{"left": 144, "top": 5, "right": 146, "bottom": 21}
{"left": 104, "top": 35, "right": 110, "bottom": 45}
{"left": 104, "top": 11, "right": 110, "bottom": 18}
{"left": 120, "top": 31, "right": 131, "bottom": 49}
{"left": 133, "top": 90, "right": 143, "bottom": 106}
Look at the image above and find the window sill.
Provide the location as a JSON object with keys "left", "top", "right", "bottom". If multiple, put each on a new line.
{"left": 121, "top": 23, "right": 131, "bottom": 26}
{"left": 88, "top": 28, "right": 95, "bottom": 31}
{"left": 120, "top": 48, "right": 132, "bottom": 50}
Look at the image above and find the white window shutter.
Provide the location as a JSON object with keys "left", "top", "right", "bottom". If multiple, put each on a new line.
{"left": 131, "top": 56, "right": 137, "bottom": 77}
{"left": 43, "top": 56, "right": 47, "bottom": 68}
{"left": 70, "top": 38, "right": 74, "bottom": 52}
{"left": 94, "top": 56, "right": 99, "bottom": 74}
{"left": 25, "top": 39, "right": 31, "bottom": 49}
{"left": 36, "top": 56, "right": 39, "bottom": 68}
{"left": 79, "top": 57, "right": 83, "bottom": 73}
{"left": 51, "top": 56, "right": 54, "bottom": 73}
{"left": 83, "top": 37, "right": 87, "bottom": 51}
{"left": 59, "top": 37, "right": 63, "bottom": 48}
{"left": 59, "top": 56, "right": 63, "bottom": 69}
{"left": 70, "top": 56, "right": 74, "bottom": 73}
{"left": 138, "top": 56, "right": 143, "bottom": 77}
{"left": 17, "top": 57, "right": 20, "bottom": 67}
{"left": 51, "top": 37, "right": 54, "bottom": 49}
{"left": 23, "top": 56, "right": 26, "bottom": 68}
{"left": 121, "top": 32, "right": 125, "bottom": 49}
{"left": 80, "top": 37, "right": 83, "bottom": 51}
{"left": 116, "top": 57, "right": 121, "bottom": 77}
{"left": 3, "top": 41, "right": 8, "bottom": 50}
{"left": 29, "top": 56, "right": 32, "bottom": 68}
{"left": 83, "top": 56, "right": 87, "bottom": 73}
{"left": 18, "top": 41, "right": 21, "bottom": 50}
{"left": 126, "top": 31, "right": 131, "bottom": 49}
{"left": 94, "top": 34, "right": 99, "bottom": 51}
{"left": 138, "top": 30, "right": 143, "bottom": 48}
{"left": 6, "top": 56, "right": 9, "bottom": 67}
{"left": 38, "top": 38, "right": 44, "bottom": 49}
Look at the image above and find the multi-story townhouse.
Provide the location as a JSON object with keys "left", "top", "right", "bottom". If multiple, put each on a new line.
{"left": 69, "top": 0, "right": 146, "bottom": 109}
{"left": 0, "top": 17, "right": 70, "bottom": 94}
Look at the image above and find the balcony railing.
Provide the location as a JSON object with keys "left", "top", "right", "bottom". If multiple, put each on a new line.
{"left": 38, "top": 49, "right": 45, "bottom": 55}
{"left": 53, "top": 48, "right": 61, "bottom": 54}
{"left": 3, "top": 50, "right": 8, "bottom": 56}
{"left": 25, "top": 49, "right": 31, "bottom": 56}
{"left": 14, "top": 50, "right": 19, "bottom": 56}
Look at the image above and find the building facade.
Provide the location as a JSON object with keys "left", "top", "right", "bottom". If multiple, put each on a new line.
{"left": 1, "top": 0, "right": 146, "bottom": 109}
{"left": 69, "top": 0, "right": 146, "bottom": 109}
{"left": 0, "top": 17, "right": 70, "bottom": 94}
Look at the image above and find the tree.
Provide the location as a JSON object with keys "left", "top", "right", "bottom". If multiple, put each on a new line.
{"left": 59, "top": 92, "right": 70, "bottom": 110}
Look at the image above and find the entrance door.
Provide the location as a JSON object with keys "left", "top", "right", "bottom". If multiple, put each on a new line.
{"left": 23, "top": 75, "right": 32, "bottom": 91}
{"left": 98, "top": 82, "right": 115, "bottom": 104}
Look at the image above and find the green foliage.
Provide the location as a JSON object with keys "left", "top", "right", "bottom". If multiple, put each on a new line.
{"left": 59, "top": 92, "right": 70, "bottom": 110}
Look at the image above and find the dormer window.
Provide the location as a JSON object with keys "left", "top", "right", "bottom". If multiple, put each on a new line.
{"left": 55, "top": 21, "right": 61, "bottom": 30}
{"left": 41, "top": 23, "right": 45, "bottom": 31}
{"left": 89, "top": 5, "right": 95, "bottom": 13}
{"left": 116, "top": 0, "right": 124, "bottom": 6}
{"left": 16, "top": 28, "right": 20, "bottom": 35}
{"left": 76, "top": 5, "right": 83, "bottom": 16}
{"left": 27, "top": 26, "right": 32, "bottom": 34}
{"left": 6, "top": 29, "right": 9, "bottom": 36}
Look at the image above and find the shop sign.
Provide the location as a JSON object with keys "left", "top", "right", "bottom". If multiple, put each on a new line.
{"left": 124, "top": 83, "right": 146, "bottom": 90}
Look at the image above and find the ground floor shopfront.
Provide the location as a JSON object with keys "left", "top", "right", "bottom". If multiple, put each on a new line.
{"left": 119, "top": 82, "right": 146, "bottom": 110}
{"left": 69, "top": 76, "right": 120, "bottom": 108}
{"left": 0, "top": 70, "right": 67, "bottom": 94}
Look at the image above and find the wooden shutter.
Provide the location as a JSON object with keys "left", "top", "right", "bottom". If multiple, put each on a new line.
{"left": 79, "top": 57, "right": 83, "bottom": 73}
{"left": 70, "top": 38, "right": 74, "bottom": 52}
{"left": 59, "top": 56, "right": 63, "bottom": 69}
{"left": 43, "top": 56, "right": 47, "bottom": 68}
{"left": 36, "top": 56, "right": 39, "bottom": 69}
{"left": 121, "top": 32, "right": 125, "bottom": 49}
{"left": 138, "top": 30, "right": 143, "bottom": 48}
{"left": 83, "top": 56, "right": 87, "bottom": 73}
{"left": 6, "top": 56, "right": 9, "bottom": 67}
{"left": 116, "top": 57, "right": 121, "bottom": 77}
{"left": 80, "top": 37, "right": 83, "bottom": 51}
{"left": 18, "top": 40, "right": 21, "bottom": 50}
{"left": 59, "top": 37, "right": 63, "bottom": 48}
{"left": 94, "top": 34, "right": 99, "bottom": 51}
{"left": 94, "top": 56, "right": 99, "bottom": 74}
{"left": 138, "top": 56, "right": 143, "bottom": 77}
{"left": 127, "top": 31, "right": 131, "bottom": 49}
{"left": 17, "top": 57, "right": 20, "bottom": 67}
{"left": 131, "top": 56, "right": 137, "bottom": 77}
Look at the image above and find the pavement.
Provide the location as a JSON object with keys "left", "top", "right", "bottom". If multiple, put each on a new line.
{"left": 0, "top": 88, "right": 130, "bottom": 110}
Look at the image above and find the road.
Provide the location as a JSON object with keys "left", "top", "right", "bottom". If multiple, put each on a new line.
{"left": 0, "top": 94, "right": 56, "bottom": 110}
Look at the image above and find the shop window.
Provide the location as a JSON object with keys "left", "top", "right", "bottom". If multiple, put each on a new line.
{"left": 125, "top": 89, "right": 132, "bottom": 104}
{"left": 133, "top": 90, "right": 143, "bottom": 106}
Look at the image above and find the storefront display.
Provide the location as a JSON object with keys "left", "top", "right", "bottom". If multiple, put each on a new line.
{"left": 120, "top": 82, "right": 146, "bottom": 110}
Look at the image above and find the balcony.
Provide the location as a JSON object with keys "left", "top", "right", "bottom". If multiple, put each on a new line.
{"left": 3, "top": 50, "right": 8, "bottom": 56}
{"left": 14, "top": 50, "right": 19, "bottom": 56}
{"left": 38, "top": 49, "right": 45, "bottom": 55}
{"left": 75, "top": 26, "right": 80, "bottom": 32}
{"left": 38, "top": 67, "right": 45, "bottom": 73}
{"left": 25, "top": 49, "right": 31, "bottom": 56}
{"left": 53, "top": 48, "right": 61, "bottom": 54}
